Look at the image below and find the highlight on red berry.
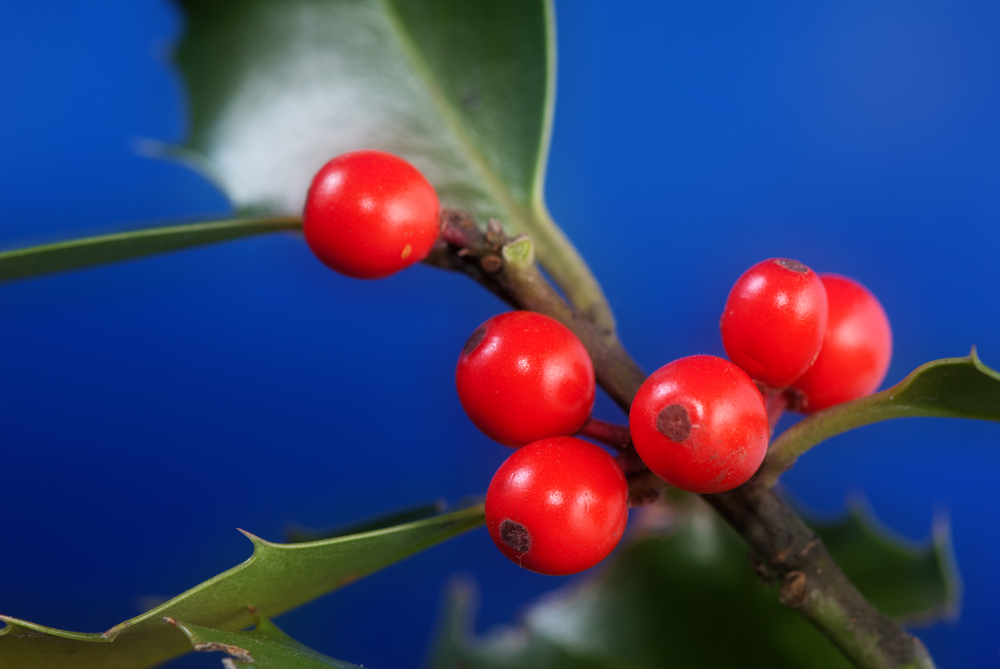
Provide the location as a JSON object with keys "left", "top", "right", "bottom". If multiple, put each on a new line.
{"left": 790, "top": 274, "right": 892, "bottom": 412}
{"left": 303, "top": 149, "right": 440, "bottom": 279}
{"left": 455, "top": 311, "right": 595, "bottom": 447}
{"left": 629, "top": 355, "right": 770, "bottom": 493}
{"left": 485, "top": 436, "right": 629, "bottom": 576}
{"left": 720, "top": 257, "right": 828, "bottom": 389}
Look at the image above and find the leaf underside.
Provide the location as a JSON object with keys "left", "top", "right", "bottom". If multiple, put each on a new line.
{"left": 887, "top": 347, "right": 1000, "bottom": 420}
{"left": 432, "top": 499, "right": 957, "bottom": 669}
{"left": 764, "top": 349, "right": 1000, "bottom": 485}
{"left": 0, "top": 217, "right": 300, "bottom": 284}
{"left": 167, "top": 611, "right": 360, "bottom": 668}
{"left": 174, "top": 0, "right": 614, "bottom": 331}
{"left": 0, "top": 505, "right": 484, "bottom": 669}
{"left": 176, "top": 0, "right": 550, "bottom": 231}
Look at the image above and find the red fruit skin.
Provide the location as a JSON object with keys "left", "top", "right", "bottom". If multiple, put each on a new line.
{"left": 456, "top": 311, "right": 595, "bottom": 447}
{"left": 629, "top": 355, "right": 769, "bottom": 494}
{"left": 485, "top": 436, "right": 629, "bottom": 576}
{"left": 720, "top": 258, "right": 829, "bottom": 388}
{"left": 790, "top": 274, "right": 892, "bottom": 412}
{"left": 303, "top": 150, "right": 440, "bottom": 279}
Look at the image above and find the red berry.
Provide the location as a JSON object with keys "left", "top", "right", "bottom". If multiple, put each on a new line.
{"left": 456, "top": 311, "right": 595, "bottom": 447}
{"left": 303, "top": 150, "right": 440, "bottom": 279}
{"left": 485, "top": 436, "right": 628, "bottom": 575}
{"left": 790, "top": 274, "right": 892, "bottom": 412}
{"left": 629, "top": 355, "right": 769, "bottom": 493}
{"left": 720, "top": 258, "right": 829, "bottom": 388}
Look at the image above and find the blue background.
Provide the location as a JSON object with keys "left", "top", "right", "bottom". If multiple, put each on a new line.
{"left": 2, "top": 1, "right": 999, "bottom": 667}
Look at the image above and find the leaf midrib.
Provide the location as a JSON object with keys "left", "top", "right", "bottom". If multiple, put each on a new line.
{"left": 375, "top": 0, "right": 539, "bottom": 228}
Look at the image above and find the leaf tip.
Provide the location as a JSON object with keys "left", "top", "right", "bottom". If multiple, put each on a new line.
{"left": 0, "top": 617, "right": 28, "bottom": 639}
{"left": 931, "top": 509, "right": 964, "bottom": 622}
{"left": 968, "top": 345, "right": 1000, "bottom": 381}
{"left": 237, "top": 527, "right": 270, "bottom": 549}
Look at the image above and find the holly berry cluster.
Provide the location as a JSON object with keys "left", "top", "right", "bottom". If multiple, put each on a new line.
{"left": 302, "top": 150, "right": 893, "bottom": 577}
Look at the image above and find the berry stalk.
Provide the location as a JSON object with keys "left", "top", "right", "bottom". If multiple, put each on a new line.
{"left": 429, "top": 209, "right": 936, "bottom": 669}
{"left": 426, "top": 210, "right": 646, "bottom": 413}
{"left": 576, "top": 417, "right": 632, "bottom": 452}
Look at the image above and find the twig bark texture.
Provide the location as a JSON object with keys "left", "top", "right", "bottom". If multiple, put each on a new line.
{"left": 426, "top": 210, "right": 935, "bottom": 669}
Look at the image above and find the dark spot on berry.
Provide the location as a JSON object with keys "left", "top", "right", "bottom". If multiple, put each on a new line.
{"left": 499, "top": 519, "right": 531, "bottom": 553}
{"left": 656, "top": 404, "right": 691, "bottom": 442}
{"left": 462, "top": 326, "right": 486, "bottom": 356}
{"left": 775, "top": 258, "right": 808, "bottom": 273}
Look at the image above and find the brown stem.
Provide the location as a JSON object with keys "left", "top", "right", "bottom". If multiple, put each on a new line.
{"left": 576, "top": 417, "right": 632, "bottom": 451}
{"left": 576, "top": 418, "right": 669, "bottom": 507}
{"left": 763, "top": 389, "right": 788, "bottom": 438}
{"left": 706, "top": 486, "right": 934, "bottom": 669}
{"left": 625, "top": 469, "right": 667, "bottom": 508}
{"left": 425, "top": 209, "right": 646, "bottom": 413}
{"left": 426, "top": 210, "right": 936, "bottom": 669}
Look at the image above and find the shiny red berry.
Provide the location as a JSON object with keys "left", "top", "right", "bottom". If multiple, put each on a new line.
{"left": 720, "top": 258, "right": 829, "bottom": 388}
{"left": 629, "top": 355, "right": 769, "bottom": 493}
{"left": 485, "top": 436, "right": 628, "bottom": 575}
{"left": 303, "top": 150, "right": 440, "bottom": 279}
{"left": 790, "top": 274, "right": 892, "bottom": 412}
{"left": 456, "top": 311, "right": 595, "bottom": 447}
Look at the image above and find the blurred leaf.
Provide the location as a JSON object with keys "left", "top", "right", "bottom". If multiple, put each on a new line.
{"left": 432, "top": 499, "right": 955, "bottom": 669}
{"left": 814, "top": 499, "right": 960, "bottom": 624}
{"left": 173, "top": 0, "right": 614, "bottom": 331}
{"left": 166, "top": 609, "right": 359, "bottom": 668}
{"left": 0, "top": 217, "right": 300, "bottom": 283}
{"left": 763, "top": 349, "right": 1000, "bottom": 486}
{"left": 0, "top": 504, "right": 484, "bottom": 669}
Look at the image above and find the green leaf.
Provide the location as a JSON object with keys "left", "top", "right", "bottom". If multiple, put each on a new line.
{"left": 166, "top": 609, "right": 359, "bottom": 668}
{"left": 174, "top": 0, "right": 615, "bottom": 332}
{"left": 814, "top": 499, "right": 960, "bottom": 624}
{"left": 0, "top": 504, "right": 484, "bottom": 669}
{"left": 285, "top": 499, "right": 446, "bottom": 542}
{"left": 431, "top": 499, "right": 954, "bottom": 669}
{"left": 760, "top": 349, "right": 1000, "bottom": 487}
{"left": 0, "top": 216, "right": 300, "bottom": 284}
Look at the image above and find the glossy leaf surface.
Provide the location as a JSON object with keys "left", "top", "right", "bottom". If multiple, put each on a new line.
{"left": 167, "top": 610, "right": 359, "bottom": 668}
{"left": 432, "top": 500, "right": 956, "bottom": 669}
{"left": 0, "top": 217, "right": 300, "bottom": 283}
{"left": 761, "top": 349, "right": 1000, "bottom": 486}
{"left": 0, "top": 505, "right": 484, "bottom": 669}
{"left": 174, "top": 0, "right": 613, "bottom": 330}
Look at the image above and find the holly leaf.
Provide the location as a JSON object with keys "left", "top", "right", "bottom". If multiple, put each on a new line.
{"left": 761, "top": 349, "right": 1000, "bottom": 486}
{"left": 431, "top": 500, "right": 955, "bottom": 669}
{"left": 165, "top": 609, "right": 359, "bottom": 668}
{"left": 172, "top": 0, "right": 614, "bottom": 331}
{"left": 285, "top": 499, "right": 447, "bottom": 543}
{"left": 0, "top": 504, "right": 484, "bottom": 669}
{"left": 883, "top": 347, "right": 1000, "bottom": 420}
{"left": 0, "top": 217, "right": 299, "bottom": 284}
{"left": 814, "top": 499, "right": 960, "bottom": 624}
